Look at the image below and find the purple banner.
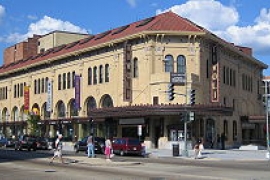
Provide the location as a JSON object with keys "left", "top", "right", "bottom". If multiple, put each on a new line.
{"left": 75, "top": 75, "right": 81, "bottom": 110}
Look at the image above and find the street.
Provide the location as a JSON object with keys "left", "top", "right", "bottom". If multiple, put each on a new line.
{"left": 0, "top": 148, "right": 270, "bottom": 180}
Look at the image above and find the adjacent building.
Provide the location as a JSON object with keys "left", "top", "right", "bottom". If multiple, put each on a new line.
{"left": 0, "top": 12, "right": 268, "bottom": 149}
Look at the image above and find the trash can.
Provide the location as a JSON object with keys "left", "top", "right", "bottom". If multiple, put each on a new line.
{"left": 172, "top": 144, "right": 179, "bottom": 156}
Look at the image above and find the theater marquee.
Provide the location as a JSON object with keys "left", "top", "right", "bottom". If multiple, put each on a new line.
{"left": 211, "top": 46, "right": 220, "bottom": 103}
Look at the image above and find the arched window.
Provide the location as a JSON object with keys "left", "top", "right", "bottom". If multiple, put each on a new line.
{"left": 177, "top": 55, "right": 186, "bottom": 74}
{"left": 93, "top": 66, "right": 97, "bottom": 84}
{"left": 102, "top": 95, "right": 113, "bottom": 108}
{"left": 105, "top": 64, "right": 109, "bottom": 82}
{"left": 58, "top": 74, "right": 61, "bottom": 90}
{"left": 57, "top": 101, "right": 66, "bottom": 118}
{"left": 88, "top": 68, "right": 92, "bottom": 85}
{"left": 99, "top": 65, "right": 103, "bottom": 83}
{"left": 164, "top": 55, "right": 174, "bottom": 72}
{"left": 70, "top": 99, "right": 78, "bottom": 116}
{"left": 133, "top": 58, "right": 138, "bottom": 78}
{"left": 87, "top": 97, "right": 97, "bottom": 116}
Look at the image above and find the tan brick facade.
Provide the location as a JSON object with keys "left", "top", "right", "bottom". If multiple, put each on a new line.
{"left": 0, "top": 12, "right": 267, "bottom": 150}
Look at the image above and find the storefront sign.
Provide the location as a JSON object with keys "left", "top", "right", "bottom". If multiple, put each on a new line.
{"left": 170, "top": 73, "right": 186, "bottom": 85}
{"left": 119, "top": 118, "right": 145, "bottom": 125}
{"left": 211, "top": 63, "right": 220, "bottom": 102}
{"left": 75, "top": 75, "right": 81, "bottom": 110}
{"left": 46, "top": 80, "right": 52, "bottom": 112}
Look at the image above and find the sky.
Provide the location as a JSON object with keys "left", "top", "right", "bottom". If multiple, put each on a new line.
{"left": 0, "top": 0, "right": 270, "bottom": 75}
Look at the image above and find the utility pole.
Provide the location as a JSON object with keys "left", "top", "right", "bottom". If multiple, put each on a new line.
{"left": 264, "top": 80, "right": 270, "bottom": 159}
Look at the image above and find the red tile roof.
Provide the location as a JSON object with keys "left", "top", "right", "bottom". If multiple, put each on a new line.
{"left": 0, "top": 11, "right": 266, "bottom": 74}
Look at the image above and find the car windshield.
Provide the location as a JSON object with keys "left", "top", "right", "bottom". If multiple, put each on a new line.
{"left": 128, "top": 139, "right": 140, "bottom": 145}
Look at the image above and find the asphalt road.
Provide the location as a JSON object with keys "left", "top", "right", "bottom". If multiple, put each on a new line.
{"left": 1, "top": 148, "right": 270, "bottom": 180}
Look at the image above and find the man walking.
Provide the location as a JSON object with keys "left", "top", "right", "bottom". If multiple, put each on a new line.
{"left": 50, "top": 134, "right": 64, "bottom": 163}
{"left": 87, "top": 133, "right": 95, "bottom": 158}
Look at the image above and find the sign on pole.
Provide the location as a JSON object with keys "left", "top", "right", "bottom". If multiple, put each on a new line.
{"left": 138, "top": 125, "right": 142, "bottom": 136}
{"left": 170, "top": 73, "right": 186, "bottom": 85}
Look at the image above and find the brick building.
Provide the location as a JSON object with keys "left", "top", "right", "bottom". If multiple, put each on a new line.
{"left": 0, "top": 12, "right": 267, "bottom": 149}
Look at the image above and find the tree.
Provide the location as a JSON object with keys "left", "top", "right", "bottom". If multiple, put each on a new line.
{"left": 27, "top": 114, "right": 40, "bottom": 136}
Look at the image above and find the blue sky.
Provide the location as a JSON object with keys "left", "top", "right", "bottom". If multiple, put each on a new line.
{"left": 0, "top": 0, "right": 270, "bottom": 74}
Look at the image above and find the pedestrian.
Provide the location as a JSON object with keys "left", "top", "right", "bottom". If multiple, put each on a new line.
{"left": 50, "top": 134, "right": 64, "bottom": 164}
{"left": 194, "top": 139, "right": 204, "bottom": 159}
{"left": 105, "top": 137, "right": 112, "bottom": 161}
{"left": 87, "top": 133, "right": 95, "bottom": 158}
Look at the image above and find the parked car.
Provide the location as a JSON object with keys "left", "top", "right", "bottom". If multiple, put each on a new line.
{"left": 0, "top": 138, "right": 7, "bottom": 147}
{"left": 112, "top": 137, "right": 142, "bottom": 156}
{"left": 14, "top": 135, "right": 37, "bottom": 151}
{"left": 36, "top": 137, "right": 54, "bottom": 150}
{"left": 6, "top": 137, "right": 16, "bottom": 148}
{"left": 74, "top": 136, "right": 105, "bottom": 154}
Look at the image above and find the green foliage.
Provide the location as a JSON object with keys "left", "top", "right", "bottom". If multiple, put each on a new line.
{"left": 27, "top": 114, "right": 40, "bottom": 136}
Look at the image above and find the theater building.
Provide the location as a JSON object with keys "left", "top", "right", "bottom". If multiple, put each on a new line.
{"left": 0, "top": 12, "right": 267, "bottom": 149}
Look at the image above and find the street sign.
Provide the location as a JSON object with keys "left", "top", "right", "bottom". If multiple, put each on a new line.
{"left": 170, "top": 73, "right": 186, "bottom": 85}
{"left": 189, "top": 111, "right": 195, "bottom": 121}
{"left": 138, "top": 125, "right": 142, "bottom": 136}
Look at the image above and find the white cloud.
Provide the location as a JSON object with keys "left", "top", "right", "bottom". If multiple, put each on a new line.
{"left": 5, "top": 15, "right": 88, "bottom": 43}
{"left": 0, "top": 5, "right": 5, "bottom": 23}
{"left": 126, "top": 0, "right": 137, "bottom": 8}
{"left": 156, "top": 0, "right": 239, "bottom": 31}
{"left": 157, "top": 0, "right": 270, "bottom": 56}
{"left": 218, "top": 8, "right": 270, "bottom": 55}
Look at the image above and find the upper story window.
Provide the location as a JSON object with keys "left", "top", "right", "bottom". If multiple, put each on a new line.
{"left": 93, "top": 66, "right": 97, "bottom": 84}
{"left": 99, "top": 65, "right": 103, "bottom": 83}
{"left": 72, "top": 71, "right": 75, "bottom": 88}
{"left": 14, "top": 84, "right": 17, "bottom": 98}
{"left": 58, "top": 74, "right": 62, "bottom": 90}
{"left": 45, "top": 77, "right": 49, "bottom": 92}
{"left": 41, "top": 78, "right": 44, "bottom": 93}
{"left": 67, "top": 73, "right": 71, "bottom": 89}
{"left": 34, "top": 80, "right": 37, "bottom": 94}
{"left": 63, "top": 73, "right": 66, "bottom": 90}
{"left": 20, "top": 83, "right": 23, "bottom": 97}
{"left": 105, "top": 64, "right": 109, "bottom": 82}
{"left": 88, "top": 68, "right": 92, "bottom": 85}
{"left": 164, "top": 55, "right": 174, "bottom": 72}
{"left": 133, "top": 58, "right": 138, "bottom": 78}
{"left": 177, "top": 55, "right": 186, "bottom": 74}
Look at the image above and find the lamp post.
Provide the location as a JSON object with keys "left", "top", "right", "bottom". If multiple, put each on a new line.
{"left": 264, "top": 80, "right": 270, "bottom": 158}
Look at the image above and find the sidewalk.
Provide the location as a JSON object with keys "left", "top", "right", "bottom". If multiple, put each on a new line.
{"left": 147, "top": 148, "right": 270, "bottom": 161}
{"left": 56, "top": 144, "right": 270, "bottom": 166}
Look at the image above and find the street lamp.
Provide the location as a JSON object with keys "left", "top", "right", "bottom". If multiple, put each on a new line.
{"left": 264, "top": 80, "right": 270, "bottom": 158}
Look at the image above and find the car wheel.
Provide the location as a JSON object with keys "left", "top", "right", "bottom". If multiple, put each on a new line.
{"left": 74, "top": 146, "right": 79, "bottom": 153}
{"left": 120, "top": 150, "right": 124, "bottom": 156}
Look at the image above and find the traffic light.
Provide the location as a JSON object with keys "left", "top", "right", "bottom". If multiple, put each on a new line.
{"left": 168, "top": 83, "right": 175, "bottom": 101}
{"left": 180, "top": 112, "right": 186, "bottom": 121}
{"left": 190, "top": 89, "right": 196, "bottom": 105}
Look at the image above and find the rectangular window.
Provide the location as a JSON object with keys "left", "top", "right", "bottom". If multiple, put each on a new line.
{"left": 63, "top": 73, "right": 66, "bottom": 90}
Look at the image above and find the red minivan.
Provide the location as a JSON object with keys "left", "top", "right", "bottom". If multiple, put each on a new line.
{"left": 112, "top": 137, "right": 142, "bottom": 156}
